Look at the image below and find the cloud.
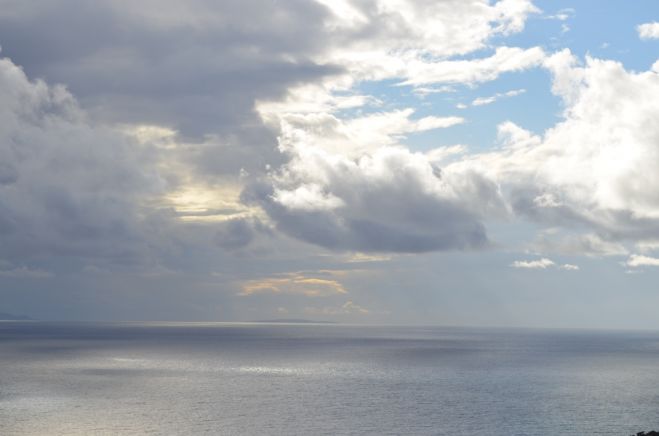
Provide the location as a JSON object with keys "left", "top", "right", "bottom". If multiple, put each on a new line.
{"left": 0, "top": 1, "right": 543, "bottom": 271}
{"left": 425, "top": 145, "right": 469, "bottom": 165}
{"left": 510, "top": 258, "right": 579, "bottom": 271}
{"left": 638, "top": 22, "right": 659, "bottom": 40}
{"left": 240, "top": 272, "right": 348, "bottom": 297}
{"left": 215, "top": 218, "right": 272, "bottom": 250}
{"left": 471, "top": 89, "right": 526, "bottom": 107}
{"left": 635, "top": 240, "right": 659, "bottom": 254}
{"left": 0, "top": 54, "right": 165, "bottom": 264}
{"left": 0, "top": 0, "right": 541, "bottom": 187}
{"left": 531, "top": 232, "right": 628, "bottom": 257}
{"left": 246, "top": 139, "right": 505, "bottom": 252}
{"left": 0, "top": 0, "right": 347, "bottom": 197}
{"left": 205, "top": 0, "right": 543, "bottom": 256}
{"left": 625, "top": 254, "right": 659, "bottom": 268}
{"left": 529, "top": 52, "right": 659, "bottom": 238}
{"left": 412, "top": 85, "right": 456, "bottom": 98}
{"left": 451, "top": 50, "right": 659, "bottom": 249}
{"left": 399, "top": 46, "right": 545, "bottom": 87}
{"left": 544, "top": 8, "right": 574, "bottom": 21}
{"left": 251, "top": 43, "right": 545, "bottom": 257}
{"left": 259, "top": 107, "right": 464, "bottom": 157}
{"left": 510, "top": 258, "right": 555, "bottom": 269}
{"left": 4, "top": 3, "right": 653, "bottom": 265}
{"left": 317, "top": 0, "right": 541, "bottom": 83}
{"left": 344, "top": 253, "right": 392, "bottom": 263}
{"left": 0, "top": 0, "right": 337, "bottom": 138}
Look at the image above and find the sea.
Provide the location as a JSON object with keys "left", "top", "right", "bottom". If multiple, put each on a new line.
{"left": 1, "top": 322, "right": 658, "bottom": 435}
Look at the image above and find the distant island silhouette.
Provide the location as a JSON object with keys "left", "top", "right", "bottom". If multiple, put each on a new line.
{"left": 252, "top": 319, "right": 337, "bottom": 324}
{"left": 0, "top": 312, "right": 33, "bottom": 321}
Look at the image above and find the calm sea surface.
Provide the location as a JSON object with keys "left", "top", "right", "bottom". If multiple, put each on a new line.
{"left": 1, "top": 322, "right": 659, "bottom": 435}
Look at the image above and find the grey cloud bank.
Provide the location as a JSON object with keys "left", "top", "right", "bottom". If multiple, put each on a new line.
{"left": 1, "top": 0, "right": 659, "bottom": 326}
{"left": 0, "top": 55, "right": 163, "bottom": 264}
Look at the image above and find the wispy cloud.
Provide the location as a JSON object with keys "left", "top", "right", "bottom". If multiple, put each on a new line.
{"left": 412, "top": 85, "right": 456, "bottom": 98}
{"left": 401, "top": 47, "right": 545, "bottom": 87}
{"left": 510, "top": 258, "right": 579, "bottom": 271}
{"left": 544, "top": 8, "right": 575, "bottom": 21}
{"left": 470, "top": 89, "right": 526, "bottom": 107}
{"left": 531, "top": 232, "right": 628, "bottom": 257}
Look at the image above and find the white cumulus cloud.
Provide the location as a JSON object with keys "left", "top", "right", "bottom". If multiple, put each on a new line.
{"left": 449, "top": 50, "right": 659, "bottom": 249}
{"left": 510, "top": 258, "right": 555, "bottom": 269}
{"left": 510, "top": 258, "right": 579, "bottom": 271}
{"left": 638, "top": 22, "right": 659, "bottom": 40}
{"left": 625, "top": 254, "right": 659, "bottom": 268}
{"left": 246, "top": 137, "right": 506, "bottom": 252}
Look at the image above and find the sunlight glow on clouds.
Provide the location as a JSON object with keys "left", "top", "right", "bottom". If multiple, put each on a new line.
{"left": 1, "top": 0, "right": 658, "bottom": 324}
{"left": 259, "top": 107, "right": 464, "bottom": 157}
{"left": 240, "top": 272, "right": 348, "bottom": 297}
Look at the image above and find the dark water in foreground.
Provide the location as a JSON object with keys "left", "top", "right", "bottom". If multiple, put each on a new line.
{"left": 1, "top": 323, "right": 659, "bottom": 435}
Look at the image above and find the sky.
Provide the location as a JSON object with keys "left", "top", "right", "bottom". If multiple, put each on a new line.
{"left": 0, "top": 0, "right": 658, "bottom": 328}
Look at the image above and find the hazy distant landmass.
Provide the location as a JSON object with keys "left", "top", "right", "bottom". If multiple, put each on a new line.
{"left": 252, "top": 319, "right": 337, "bottom": 324}
{"left": 0, "top": 312, "right": 33, "bottom": 320}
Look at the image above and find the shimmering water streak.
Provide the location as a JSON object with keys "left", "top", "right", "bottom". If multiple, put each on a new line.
{"left": 1, "top": 322, "right": 659, "bottom": 435}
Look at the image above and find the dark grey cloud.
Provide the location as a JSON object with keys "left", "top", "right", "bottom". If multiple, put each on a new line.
{"left": 0, "top": 0, "right": 342, "bottom": 179}
{"left": 0, "top": 0, "right": 540, "bottom": 263}
{"left": 0, "top": 0, "right": 335, "bottom": 118}
{"left": 243, "top": 147, "right": 502, "bottom": 253}
{"left": 0, "top": 56, "right": 165, "bottom": 265}
{"left": 265, "top": 202, "right": 488, "bottom": 253}
{"left": 0, "top": 162, "right": 18, "bottom": 185}
{"left": 214, "top": 218, "right": 273, "bottom": 251}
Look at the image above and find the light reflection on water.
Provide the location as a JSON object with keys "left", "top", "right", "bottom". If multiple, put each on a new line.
{"left": 1, "top": 322, "right": 659, "bottom": 435}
